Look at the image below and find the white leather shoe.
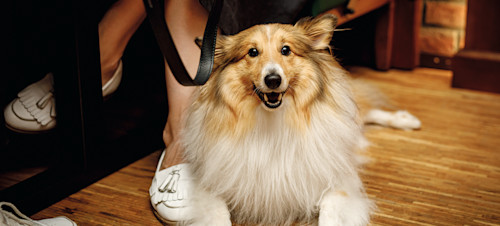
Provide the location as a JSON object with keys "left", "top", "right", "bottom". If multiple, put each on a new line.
{"left": 4, "top": 61, "right": 123, "bottom": 133}
{"left": 150, "top": 150, "right": 194, "bottom": 224}
{"left": 4, "top": 73, "right": 56, "bottom": 133}
{"left": 0, "top": 202, "right": 77, "bottom": 226}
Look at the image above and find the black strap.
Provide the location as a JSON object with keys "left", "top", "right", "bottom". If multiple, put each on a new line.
{"left": 144, "top": 0, "right": 223, "bottom": 86}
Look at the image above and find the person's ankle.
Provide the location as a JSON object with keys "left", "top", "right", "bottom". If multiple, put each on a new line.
{"left": 100, "top": 59, "right": 121, "bottom": 85}
{"left": 160, "top": 141, "right": 185, "bottom": 170}
{"left": 163, "top": 126, "right": 174, "bottom": 148}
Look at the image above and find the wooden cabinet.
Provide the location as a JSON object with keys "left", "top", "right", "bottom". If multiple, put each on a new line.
{"left": 452, "top": 0, "right": 500, "bottom": 93}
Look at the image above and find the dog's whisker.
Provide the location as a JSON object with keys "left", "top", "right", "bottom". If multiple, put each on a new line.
{"left": 334, "top": 28, "right": 352, "bottom": 32}
{"left": 253, "top": 86, "right": 262, "bottom": 95}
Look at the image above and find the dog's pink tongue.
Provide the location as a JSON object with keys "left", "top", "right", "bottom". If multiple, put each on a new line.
{"left": 267, "top": 92, "right": 280, "bottom": 103}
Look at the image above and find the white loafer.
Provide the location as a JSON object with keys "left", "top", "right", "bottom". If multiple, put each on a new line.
{"left": 0, "top": 202, "right": 77, "bottom": 226}
{"left": 150, "top": 150, "right": 194, "bottom": 224}
{"left": 4, "top": 61, "right": 123, "bottom": 133}
{"left": 4, "top": 73, "right": 56, "bottom": 133}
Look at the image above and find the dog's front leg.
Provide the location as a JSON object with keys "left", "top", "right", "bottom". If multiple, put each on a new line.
{"left": 318, "top": 183, "right": 373, "bottom": 226}
{"left": 318, "top": 191, "right": 370, "bottom": 226}
{"left": 188, "top": 191, "right": 231, "bottom": 226}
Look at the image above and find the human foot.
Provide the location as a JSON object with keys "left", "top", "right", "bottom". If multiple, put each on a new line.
{"left": 4, "top": 73, "right": 56, "bottom": 133}
{"left": 160, "top": 118, "right": 187, "bottom": 170}
{"left": 0, "top": 201, "right": 77, "bottom": 226}
{"left": 4, "top": 61, "right": 123, "bottom": 133}
{"left": 160, "top": 140, "right": 186, "bottom": 170}
{"left": 150, "top": 150, "right": 195, "bottom": 224}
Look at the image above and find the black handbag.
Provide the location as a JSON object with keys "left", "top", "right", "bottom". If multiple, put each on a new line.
{"left": 143, "top": 0, "right": 223, "bottom": 86}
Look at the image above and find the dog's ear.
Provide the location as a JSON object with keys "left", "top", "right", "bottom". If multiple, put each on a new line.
{"left": 194, "top": 35, "right": 229, "bottom": 66}
{"left": 214, "top": 35, "right": 231, "bottom": 65}
{"left": 295, "top": 14, "right": 337, "bottom": 50}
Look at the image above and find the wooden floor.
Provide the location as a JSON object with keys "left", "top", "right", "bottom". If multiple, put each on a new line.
{"left": 32, "top": 67, "right": 500, "bottom": 225}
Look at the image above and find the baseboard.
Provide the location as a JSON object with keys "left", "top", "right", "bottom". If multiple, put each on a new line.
{"left": 452, "top": 49, "right": 500, "bottom": 93}
{"left": 420, "top": 53, "right": 452, "bottom": 70}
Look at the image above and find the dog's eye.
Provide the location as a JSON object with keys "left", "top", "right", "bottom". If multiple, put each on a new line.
{"left": 281, "top": 46, "right": 291, "bottom": 56}
{"left": 248, "top": 48, "right": 259, "bottom": 57}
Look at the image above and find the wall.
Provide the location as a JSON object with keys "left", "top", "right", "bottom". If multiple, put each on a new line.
{"left": 419, "top": 0, "right": 467, "bottom": 68}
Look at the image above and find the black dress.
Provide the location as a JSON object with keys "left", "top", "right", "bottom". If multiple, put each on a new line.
{"left": 199, "top": 0, "right": 312, "bottom": 35}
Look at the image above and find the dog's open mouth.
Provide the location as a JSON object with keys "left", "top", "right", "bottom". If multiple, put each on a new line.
{"left": 254, "top": 85, "right": 286, "bottom": 109}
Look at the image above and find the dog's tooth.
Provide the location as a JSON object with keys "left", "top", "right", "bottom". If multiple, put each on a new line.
{"left": 264, "top": 94, "right": 268, "bottom": 102}
{"left": 278, "top": 93, "right": 283, "bottom": 100}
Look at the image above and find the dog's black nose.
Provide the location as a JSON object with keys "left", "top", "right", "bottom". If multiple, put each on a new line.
{"left": 264, "top": 73, "right": 281, "bottom": 89}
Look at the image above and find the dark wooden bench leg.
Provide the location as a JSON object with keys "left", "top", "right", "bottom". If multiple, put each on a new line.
{"left": 391, "top": 0, "right": 423, "bottom": 70}
{"left": 374, "top": 0, "right": 395, "bottom": 70}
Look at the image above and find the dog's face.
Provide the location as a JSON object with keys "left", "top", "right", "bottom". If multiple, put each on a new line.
{"left": 208, "top": 14, "right": 338, "bottom": 113}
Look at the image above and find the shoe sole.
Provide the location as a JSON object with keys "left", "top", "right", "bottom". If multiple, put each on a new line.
{"left": 151, "top": 204, "right": 179, "bottom": 226}
{"left": 5, "top": 123, "right": 54, "bottom": 134}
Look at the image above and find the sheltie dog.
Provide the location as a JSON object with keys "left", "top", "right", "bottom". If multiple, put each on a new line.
{"left": 181, "top": 14, "right": 420, "bottom": 225}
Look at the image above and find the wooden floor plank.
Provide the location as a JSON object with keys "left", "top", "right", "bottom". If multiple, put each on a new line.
{"left": 32, "top": 67, "right": 500, "bottom": 225}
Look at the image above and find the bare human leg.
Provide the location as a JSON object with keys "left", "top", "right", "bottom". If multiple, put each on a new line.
{"left": 98, "top": 0, "right": 146, "bottom": 84}
{"left": 148, "top": 1, "right": 209, "bottom": 223}
{"left": 3, "top": 0, "right": 147, "bottom": 133}
{"left": 99, "top": 0, "right": 208, "bottom": 169}
{"left": 160, "top": 0, "right": 209, "bottom": 169}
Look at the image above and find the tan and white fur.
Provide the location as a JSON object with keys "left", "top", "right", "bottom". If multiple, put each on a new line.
{"left": 181, "top": 14, "right": 419, "bottom": 225}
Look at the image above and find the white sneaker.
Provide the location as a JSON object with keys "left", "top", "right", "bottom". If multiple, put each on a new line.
{"left": 0, "top": 202, "right": 77, "bottom": 226}
{"left": 4, "top": 61, "right": 123, "bottom": 133}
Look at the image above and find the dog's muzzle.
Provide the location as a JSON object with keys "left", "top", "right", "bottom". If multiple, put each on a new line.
{"left": 254, "top": 85, "right": 286, "bottom": 109}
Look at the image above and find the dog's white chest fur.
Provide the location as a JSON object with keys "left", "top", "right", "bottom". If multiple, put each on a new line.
{"left": 183, "top": 101, "right": 367, "bottom": 225}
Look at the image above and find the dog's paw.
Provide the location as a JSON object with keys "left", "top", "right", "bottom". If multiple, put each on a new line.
{"left": 189, "top": 212, "right": 231, "bottom": 226}
{"left": 318, "top": 210, "right": 369, "bottom": 226}
{"left": 318, "top": 191, "right": 372, "bottom": 226}
{"left": 189, "top": 194, "right": 232, "bottom": 226}
{"left": 211, "top": 213, "right": 232, "bottom": 226}
{"left": 208, "top": 207, "right": 232, "bottom": 226}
